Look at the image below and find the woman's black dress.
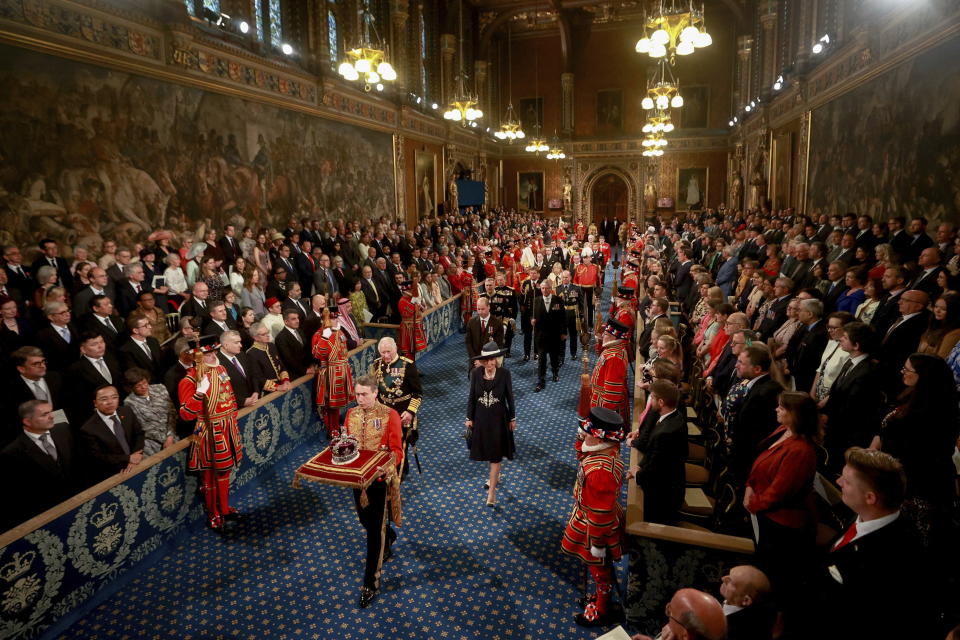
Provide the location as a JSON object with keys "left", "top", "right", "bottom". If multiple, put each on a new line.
{"left": 467, "top": 366, "right": 516, "bottom": 462}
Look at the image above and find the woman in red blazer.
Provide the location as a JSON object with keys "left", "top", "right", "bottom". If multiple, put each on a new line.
{"left": 743, "top": 391, "right": 819, "bottom": 608}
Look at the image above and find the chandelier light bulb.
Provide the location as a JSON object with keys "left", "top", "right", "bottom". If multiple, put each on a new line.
{"left": 495, "top": 131, "right": 506, "bottom": 139}
{"left": 729, "top": 119, "right": 735, "bottom": 127}
{"left": 670, "top": 95, "right": 684, "bottom": 108}
{"left": 635, "top": 37, "right": 651, "bottom": 53}
{"left": 651, "top": 29, "right": 669, "bottom": 46}
{"left": 475, "top": 109, "right": 483, "bottom": 119}
{"left": 239, "top": 20, "right": 249, "bottom": 34}
{"left": 338, "top": 62, "right": 354, "bottom": 77}
{"left": 745, "top": 104, "right": 752, "bottom": 112}
{"left": 650, "top": 43, "right": 667, "bottom": 58}
{"left": 376, "top": 83, "right": 384, "bottom": 91}
{"left": 694, "top": 31, "right": 712, "bottom": 48}
{"left": 281, "top": 43, "right": 293, "bottom": 55}
{"left": 676, "top": 41, "right": 695, "bottom": 56}
{"left": 367, "top": 71, "right": 380, "bottom": 83}
{"left": 641, "top": 97, "right": 654, "bottom": 110}
{"left": 378, "top": 62, "right": 397, "bottom": 81}
{"left": 355, "top": 58, "right": 371, "bottom": 73}
{"left": 642, "top": 123, "right": 653, "bottom": 133}
{"left": 663, "top": 123, "right": 674, "bottom": 132}
{"left": 680, "top": 26, "right": 700, "bottom": 43}
{"left": 812, "top": 43, "right": 823, "bottom": 54}
{"left": 516, "top": 131, "right": 525, "bottom": 139}
{"left": 656, "top": 95, "right": 669, "bottom": 110}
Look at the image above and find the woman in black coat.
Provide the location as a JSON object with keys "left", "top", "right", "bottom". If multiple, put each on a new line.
{"left": 465, "top": 341, "right": 516, "bottom": 507}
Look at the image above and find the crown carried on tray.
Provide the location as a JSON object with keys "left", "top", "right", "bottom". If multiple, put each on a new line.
{"left": 330, "top": 432, "right": 360, "bottom": 465}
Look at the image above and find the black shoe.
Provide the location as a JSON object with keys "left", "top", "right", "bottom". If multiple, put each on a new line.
{"left": 552, "top": 374, "right": 559, "bottom": 382}
{"left": 358, "top": 587, "right": 378, "bottom": 608}
{"left": 223, "top": 508, "right": 243, "bottom": 521}
{"left": 535, "top": 383, "right": 544, "bottom": 392}
{"left": 523, "top": 355, "right": 530, "bottom": 362}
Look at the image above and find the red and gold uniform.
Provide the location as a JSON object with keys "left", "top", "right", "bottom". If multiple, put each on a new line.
{"left": 398, "top": 293, "right": 426, "bottom": 360}
{"left": 590, "top": 320, "right": 631, "bottom": 423}
{"left": 179, "top": 361, "right": 242, "bottom": 529}
{"left": 457, "top": 271, "right": 476, "bottom": 325}
{"left": 561, "top": 407, "right": 625, "bottom": 626}
{"left": 312, "top": 321, "right": 355, "bottom": 435}
{"left": 574, "top": 262, "right": 601, "bottom": 329}
{"left": 344, "top": 400, "right": 404, "bottom": 596}
{"left": 598, "top": 241, "right": 611, "bottom": 265}
{"left": 574, "top": 221, "right": 586, "bottom": 242}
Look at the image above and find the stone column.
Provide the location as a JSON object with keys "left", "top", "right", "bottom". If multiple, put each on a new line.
{"left": 758, "top": 1, "right": 779, "bottom": 91}
{"left": 561, "top": 72, "right": 574, "bottom": 136}
{"left": 736, "top": 35, "right": 753, "bottom": 111}
{"left": 440, "top": 33, "right": 456, "bottom": 105}
{"left": 390, "top": 0, "right": 409, "bottom": 93}
{"left": 794, "top": 0, "right": 814, "bottom": 74}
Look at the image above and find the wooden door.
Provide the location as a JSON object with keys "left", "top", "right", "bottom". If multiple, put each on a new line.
{"left": 592, "top": 174, "right": 628, "bottom": 222}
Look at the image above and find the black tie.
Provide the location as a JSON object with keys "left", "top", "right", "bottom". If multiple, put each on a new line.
{"left": 835, "top": 359, "right": 853, "bottom": 385}
{"left": 111, "top": 415, "right": 131, "bottom": 455}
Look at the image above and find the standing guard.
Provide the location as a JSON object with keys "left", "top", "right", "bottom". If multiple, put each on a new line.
{"left": 561, "top": 406, "right": 626, "bottom": 627}
{"left": 573, "top": 253, "right": 600, "bottom": 329}
{"left": 312, "top": 306, "right": 355, "bottom": 437}
{"left": 590, "top": 319, "right": 631, "bottom": 423}
{"left": 179, "top": 334, "right": 242, "bottom": 532}
{"left": 370, "top": 336, "right": 422, "bottom": 478}
{"left": 397, "top": 279, "right": 426, "bottom": 361}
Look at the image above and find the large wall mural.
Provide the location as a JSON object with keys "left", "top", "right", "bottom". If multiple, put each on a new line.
{"left": 0, "top": 44, "right": 395, "bottom": 253}
{"left": 807, "top": 35, "right": 960, "bottom": 224}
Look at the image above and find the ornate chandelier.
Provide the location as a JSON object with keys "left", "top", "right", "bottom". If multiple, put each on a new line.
{"left": 495, "top": 25, "right": 525, "bottom": 142}
{"left": 546, "top": 136, "right": 566, "bottom": 160}
{"left": 642, "top": 109, "right": 675, "bottom": 134}
{"left": 337, "top": 0, "right": 396, "bottom": 91}
{"left": 524, "top": 136, "right": 549, "bottom": 154}
{"left": 635, "top": 0, "right": 712, "bottom": 64}
{"left": 641, "top": 59, "right": 684, "bottom": 111}
{"left": 642, "top": 132, "right": 667, "bottom": 157}
{"left": 444, "top": 0, "right": 482, "bottom": 125}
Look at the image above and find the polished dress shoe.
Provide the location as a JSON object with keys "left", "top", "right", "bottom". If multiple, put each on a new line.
{"left": 535, "top": 383, "right": 544, "bottom": 392}
{"left": 523, "top": 355, "right": 530, "bottom": 362}
{"left": 552, "top": 374, "right": 559, "bottom": 382}
{"left": 358, "top": 586, "right": 378, "bottom": 608}
{"left": 222, "top": 507, "right": 242, "bottom": 521}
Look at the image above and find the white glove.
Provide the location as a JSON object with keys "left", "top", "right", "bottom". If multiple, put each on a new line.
{"left": 321, "top": 328, "right": 332, "bottom": 339}
{"left": 589, "top": 545, "right": 606, "bottom": 559}
{"left": 196, "top": 376, "right": 211, "bottom": 396}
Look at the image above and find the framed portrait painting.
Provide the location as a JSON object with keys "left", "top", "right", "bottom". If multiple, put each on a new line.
{"left": 596, "top": 89, "right": 623, "bottom": 134}
{"left": 414, "top": 150, "right": 436, "bottom": 219}
{"left": 517, "top": 171, "right": 544, "bottom": 212}
{"left": 677, "top": 167, "right": 708, "bottom": 211}
{"left": 518, "top": 97, "right": 543, "bottom": 134}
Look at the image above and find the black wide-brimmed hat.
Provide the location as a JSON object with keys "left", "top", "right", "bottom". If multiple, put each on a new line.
{"left": 580, "top": 406, "right": 625, "bottom": 442}
{"left": 472, "top": 340, "right": 504, "bottom": 361}
{"left": 191, "top": 334, "right": 220, "bottom": 353}
{"left": 604, "top": 318, "right": 630, "bottom": 340}
{"left": 616, "top": 286, "right": 635, "bottom": 299}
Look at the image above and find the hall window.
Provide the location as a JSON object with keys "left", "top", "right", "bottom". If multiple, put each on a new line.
{"left": 328, "top": 5, "right": 339, "bottom": 69}
{"left": 184, "top": 0, "right": 219, "bottom": 17}
{"left": 268, "top": 0, "right": 282, "bottom": 47}
{"left": 419, "top": 12, "right": 428, "bottom": 100}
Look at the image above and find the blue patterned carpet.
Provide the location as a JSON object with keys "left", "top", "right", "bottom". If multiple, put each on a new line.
{"left": 60, "top": 271, "right": 633, "bottom": 640}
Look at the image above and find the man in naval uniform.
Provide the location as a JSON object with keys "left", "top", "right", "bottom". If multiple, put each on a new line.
{"left": 370, "top": 336, "right": 422, "bottom": 478}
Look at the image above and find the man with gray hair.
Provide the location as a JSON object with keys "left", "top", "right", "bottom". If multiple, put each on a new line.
{"left": 631, "top": 587, "right": 726, "bottom": 640}
{"left": 787, "top": 297, "right": 828, "bottom": 392}
{"left": 35, "top": 300, "right": 80, "bottom": 370}
{"left": 370, "top": 336, "right": 422, "bottom": 477}
{"left": 218, "top": 329, "right": 261, "bottom": 408}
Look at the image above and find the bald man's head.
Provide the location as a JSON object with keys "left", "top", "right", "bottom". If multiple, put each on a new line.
{"left": 720, "top": 565, "right": 770, "bottom": 608}
{"left": 667, "top": 588, "right": 727, "bottom": 640}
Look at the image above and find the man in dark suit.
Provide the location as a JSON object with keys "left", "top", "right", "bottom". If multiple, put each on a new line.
{"left": 0, "top": 400, "right": 78, "bottom": 530}
{"left": 786, "top": 298, "right": 829, "bottom": 393}
{"left": 628, "top": 380, "right": 687, "bottom": 525}
{"left": 822, "top": 322, "right": 883, "bottom": 473}
{"left": 909, "top": 247, "right": 944, "bottom": 298}
{"left": 281, "top": 282, "right": 311, "bottom": 321}
{"left": 728, "top": 346, "right": 783, "bottom": 486}
{"left": 359, "top": 265, "right": 387, "bottom": 321}
{"left": 833, "top": 232, "right": 858, "bottom": 267}
{"left": 34, "top": 301, "right": 80, "bottom": 371}
{"left": 719, "top": 565, "right": 777, "bottom": 640}
{"left": 715, "top": 248, "right": 739, "bottom": 296}
{"left": 870, "top": 266, "right": 909, "bottom": 335}
{"left": 105, "top": 247, "right": 132, "bottom": 286}
{"left": 217, "top": 330, "right": 262, "bottom": 408}
{"left": 119, "top": 315, "right": 163, "bottom": 382}
{"left": 81, "top": 295, "right": 126, "bottom": 349}
{"left": 638, "top": 297, "right": 669, "bottom": 356}
{"left": 756, "top": 277, "right": 792, "bottom": 340}
{"left": 265, "top": 266, "right": 291, "bottom": 302}
{"left": 811, "top": 448, "right": 932, "bottom": 639}
{"left": 533, "top": 279, "right": 567, "bottom": 391}
{"left": 79, "top": 384, "right": 145, "bottom": 483}
{"left": 180, "top": 281, "right": 211, "bottom": 321}
{"left": 903, "top": 216, "right": 934, "bottom": 263}
{"left": 3, "top": 245, "right": 34, "bottom": 300}
{"left": 163, "top": 338, "right": 197, "bottom": 439}
{"left": 30, "top": 238, "right": 74, "bottom": 293}
{"left": 275, "top": 310, "right": 311, "bottom": 379}
{"left": 312, "top": 253, "right": 340, "bottom": 299}
{"left": 272, "top": 243, "right": 298, "bottom": 282}
{"left": 3, "top": 346, "right": 67, "bottom": 446}
{"left": 72, "top": 266, "right": 116, "bottom": 314}
{"left": 292, "top": 240, "right": 315, "bottom": 296}
{"left": 821, "top": 261, "right": 849, "bottom": 313}
{"left": 877, "top": 289, "right": 929, "bottom": 395}
{"left": 202, "top": 301, "right": 237, "bottom": 337}
{"left": 67, "top": 333, "right": 124, "bottom": 427}
{"left": 887, "top": 216, "right": 911, "bottom": 258}
{"left": 218, "top": 224, "right": 240, "bottom": 266}
{"left": 465, "top": 297, "right": 504, "bottom": 374}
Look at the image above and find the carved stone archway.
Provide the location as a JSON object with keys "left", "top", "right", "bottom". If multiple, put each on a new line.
{"left": 577, "top": 164, "right": 641, "bottom": 227}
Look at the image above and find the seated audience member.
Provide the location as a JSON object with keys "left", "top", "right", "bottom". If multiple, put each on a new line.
{"left": 0, "top": 400, "right": 78, "bottom": 530}
{"left": 79, "top": 385, "right": 146, "bottom": 483}
{"left": 81, "top": 294, "right": 125, "bottom": 349}
{"left": 811, "top": 448, "right": 932, "bottom": 639}
{"left": 202, "top": 301, "right": 237, "bottom": 337}
{"left": 627, "top": 380, "right": 686, "bottom": 526}
{"left": 718, "top": 565, "right": 776, "bottom": 640}
{"left": 853, "top": 277, "right": 883, "bottom": 324}
{"left": 631, "top": 588, "right": 726, "bottom": 640}
{"left": 122, "top": 368, "right": 177, "bottom": 457}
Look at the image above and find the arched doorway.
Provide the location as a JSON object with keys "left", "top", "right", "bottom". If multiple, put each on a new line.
{"left": 591, "top": 173, "right": 628, "bottom": 223}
